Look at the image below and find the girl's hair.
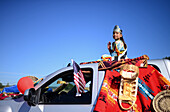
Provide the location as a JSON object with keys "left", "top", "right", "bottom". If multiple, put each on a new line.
{"left": 120, "top": 36, "right": 127, "bottom": 49}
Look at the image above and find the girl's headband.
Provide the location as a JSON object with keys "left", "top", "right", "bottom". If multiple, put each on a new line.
{"left": 113, "top": 25, "right": 122, "bottom": 33}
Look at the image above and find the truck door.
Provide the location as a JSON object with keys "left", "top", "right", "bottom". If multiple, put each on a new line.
{"left": 38, "top": 65, "right": 98, "bottom": 112}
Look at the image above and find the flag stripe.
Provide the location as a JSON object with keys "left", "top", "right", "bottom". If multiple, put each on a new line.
{"left": 74, "top": 72, "right": 86, "bottom": 85}
{"left": 74, "top": 79, "right": 84, "bottom": 92}
{"left": 74, "top": 76, "right": 85, "bottom": 89}
{"left": 74, "top": 75, "right": 85, "bottom": 89}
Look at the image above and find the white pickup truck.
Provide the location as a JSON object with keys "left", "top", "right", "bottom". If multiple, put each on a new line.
{"left": 0, "top": 59, "right": 170, "bottom": 112}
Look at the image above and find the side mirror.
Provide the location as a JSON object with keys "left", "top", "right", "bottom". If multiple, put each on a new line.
{"left": 24, "top": 88, "right": 35, "bottom": 101}
{"left": 24, "top": 88, "right": 41, "bottom": 106}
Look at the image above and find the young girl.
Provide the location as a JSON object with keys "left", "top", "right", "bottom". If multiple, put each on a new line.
{"left": 107, "top": 25, "right": 127, "bottom": 61}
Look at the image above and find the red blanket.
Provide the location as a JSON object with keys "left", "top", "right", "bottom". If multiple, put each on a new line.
{"left": 80, "top": 55, "right": 149, "bottom": 70}
{"left": 94, "top": 65, "right": 170, "bottom": 112}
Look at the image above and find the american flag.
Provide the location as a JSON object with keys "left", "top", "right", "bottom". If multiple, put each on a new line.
{"left": 72, "top": 60, "right": 86, "bottom": 96}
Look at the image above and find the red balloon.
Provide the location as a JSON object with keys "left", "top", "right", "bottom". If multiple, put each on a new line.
{"left": 17, "top": 77, "right": 34, "bottom": 94}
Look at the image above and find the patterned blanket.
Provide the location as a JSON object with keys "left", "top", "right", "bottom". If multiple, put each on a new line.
{"left": 80, "top": 55, "right": 149, "bottom": 70}
{"left": 93, "top": 65, "right": 170, "bottom": 112}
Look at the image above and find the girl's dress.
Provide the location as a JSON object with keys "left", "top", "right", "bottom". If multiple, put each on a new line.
{"left": 110, "top": 40, "right": 126, "bottom": 60}
{"left": 99, "top": 40, "right": 127, "bottom": 61}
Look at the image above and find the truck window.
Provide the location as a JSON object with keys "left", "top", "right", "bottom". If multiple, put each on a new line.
{"left": 39, "top": 68, "right": 93, "bottom": 104}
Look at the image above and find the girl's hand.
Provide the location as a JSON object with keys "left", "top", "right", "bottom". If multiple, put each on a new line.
{"left": 107, "top": 42, "right": 111, "bottom": 49}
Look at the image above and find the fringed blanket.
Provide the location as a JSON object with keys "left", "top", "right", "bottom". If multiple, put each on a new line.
{"left": 80, "top": 55, "right": 149, "bottom": 70}
{"left": 93, "top": 65, "right": 170, "bottom": 112}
